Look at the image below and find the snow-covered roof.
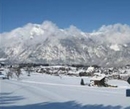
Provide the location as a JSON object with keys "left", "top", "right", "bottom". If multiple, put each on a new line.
{"left": 0, "top": 58, "right": 7, "bottom": 61}
{"left": 86, "top": 66, "right": 94, "bottom": 72}
{"left": 119, "top": 74, "right": 129, "bottom": 77}
{"left": 0, "top": 73, "right": 6, "bottom": 78}
{"left": 90, "top": 74, "right": 106, "bottom": 81}
{"left": 93, "top": 73, "right": 101, "bottom": 76}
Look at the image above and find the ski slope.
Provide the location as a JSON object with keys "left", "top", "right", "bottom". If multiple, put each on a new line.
{"left": 0, "top": 73, "right": 130, "bottom": 109}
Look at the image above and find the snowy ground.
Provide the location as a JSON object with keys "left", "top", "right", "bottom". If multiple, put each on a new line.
{"left": 0, "top": 72, "right": 130, "bottom": 109}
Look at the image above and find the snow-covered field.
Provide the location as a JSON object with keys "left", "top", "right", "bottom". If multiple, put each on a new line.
{"left": 0, "top": 72, "right": 130, "bottom": 109}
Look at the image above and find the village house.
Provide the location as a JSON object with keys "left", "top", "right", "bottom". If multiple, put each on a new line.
{"left": 90, "top": 73, "right": 107, "bottom": 86}
{"left": 86, "top": 66, "right": 95, "bottom": 76}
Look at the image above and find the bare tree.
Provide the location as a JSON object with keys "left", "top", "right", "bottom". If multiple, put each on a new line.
{"left": 15, "top": 67, "right": 21, "bottom": 78}
{"left": 26, "top": 66, "right": 32, "bottom": 76}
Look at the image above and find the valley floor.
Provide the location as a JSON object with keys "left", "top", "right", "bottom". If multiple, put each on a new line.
{"left": 0, "top": 73, "right": 130, "bottom": 109}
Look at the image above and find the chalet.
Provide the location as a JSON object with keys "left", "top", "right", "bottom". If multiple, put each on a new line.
{"left": 111, "top": 72, "right": 120, "bottom": 79}
{"left": 85, "top": 66, "right": 95, "bottom": 76}
{"left": 86, "top": 66, "right": 94, "bottom": 73}
{"left": 119, "top": 74, "right": 129, "bottom": 80}
{"left": 90, "top": 73, "right": 107, "bottom": 86}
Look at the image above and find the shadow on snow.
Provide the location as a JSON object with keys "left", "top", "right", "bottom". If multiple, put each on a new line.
{"left": 0, "top": 92, "right": 25, "bottom": 105}
{"left": 0, "top": 101, "right": 130, "bottom": 109}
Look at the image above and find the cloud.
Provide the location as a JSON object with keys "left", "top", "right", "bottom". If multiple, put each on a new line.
{"left": 91, "top": 23, "right": 130, "bottom": 44}
{"left": 0, "top": 21, "right": 130, "bottom": 49}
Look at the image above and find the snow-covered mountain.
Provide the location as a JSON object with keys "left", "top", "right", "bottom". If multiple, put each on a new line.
{"left": 0, "top": 21, "right": 130, "bottom": 66}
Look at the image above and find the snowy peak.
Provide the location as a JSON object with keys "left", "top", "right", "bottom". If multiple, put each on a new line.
{"left": 0, "top": 21, "right": 130, "bottom": 66}
{"left": 30, "top": 25, "right": 44, "bottom": 38}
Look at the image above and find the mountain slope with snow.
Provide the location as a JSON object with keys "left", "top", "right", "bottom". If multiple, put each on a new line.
{"left": 0, "top": 21, "right": 130, "bottom": 66}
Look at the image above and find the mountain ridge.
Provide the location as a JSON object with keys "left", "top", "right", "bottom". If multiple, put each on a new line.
{"left": 0, "top": 21, "right": 130, "bottom": 67}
